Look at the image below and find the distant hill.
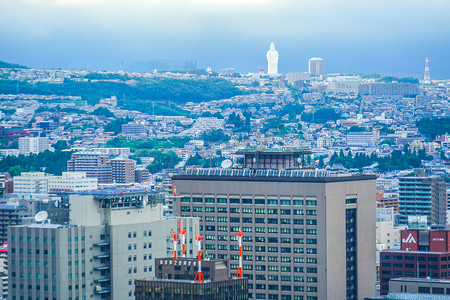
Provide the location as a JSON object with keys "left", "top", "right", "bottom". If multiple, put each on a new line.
{"left": 0, "top": 60, "right": 29, "bottom": 69}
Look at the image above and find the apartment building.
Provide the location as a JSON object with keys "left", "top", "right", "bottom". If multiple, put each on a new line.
{"left": 398, "top": 176, "right": 447, "bottom": 227}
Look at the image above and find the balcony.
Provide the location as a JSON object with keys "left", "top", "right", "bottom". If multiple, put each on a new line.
{"left": 94, "top": 266, "right": 110, "bottom": 271}
{"left": 93, "top": 242, "right": 110, "bottom": 247}
{"left": 93, "top": 278, "right": 110, "bottom": 283}
{"left": 94, "top": 254, "right": 110, "bottom": 259}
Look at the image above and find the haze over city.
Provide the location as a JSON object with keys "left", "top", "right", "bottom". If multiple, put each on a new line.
{"left": 1, "top": 0, "right": 450, "bottom": 77}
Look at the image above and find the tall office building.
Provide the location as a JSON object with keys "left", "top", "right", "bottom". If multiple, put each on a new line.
{"left": 398, "top": 176, "right": 447, "bottom": 228}
{"left": 173, "top": 151, "right": 376, "bottom": 300}
{"left": 18, "top": 136, "right": 50, "bottom": 155}
{"left": 8, "top": 189, "right": 199, "bottom": 300}
{"left": 308, "top": 58, "right": 325, "bottom": 76}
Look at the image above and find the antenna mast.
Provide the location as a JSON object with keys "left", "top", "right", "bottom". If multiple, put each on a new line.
{"left": 179, "top": 218, "right": 187, "bottom": 258}
{"left": 193, "top": 224, "right": 205, "bottom": 283}
{"left": 235, "top": 230, "right": 243, "bottom": 279}
{"left": 170, "top": 230, "right": 179, "bottom": 260}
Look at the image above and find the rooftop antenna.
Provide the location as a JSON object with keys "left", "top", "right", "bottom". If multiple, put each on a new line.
{"left": 193, "top": 223, "right": 205, "bottom": 283}
{"left": 34, "top": 211, "right": 48, "bottom": 224}
{"left": 234, "top": 229, "right": 243, "bottom": 279}
{"left": 170, "top": 230, "right": 179, "bottom": 260}
{"left": 179, "top": 218, "right": 187, "bottom": 258}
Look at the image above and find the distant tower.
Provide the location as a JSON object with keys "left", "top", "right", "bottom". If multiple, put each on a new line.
{"left": 423, "top": 55, "right": 431, "bottom": 84}
{"left": 308, "top": 57, "right": 325, "bottom": 76}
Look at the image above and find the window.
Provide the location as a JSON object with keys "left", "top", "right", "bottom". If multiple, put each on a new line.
{"left": 193, "top": 197, "right": 202, "bottom": 203}
{"left": 306, "top": 210, "right": 317, "bottom": 215}
{"left": 180, "top": 197, "right": 190, "bottom": 202}
{"left": 293, "top": 200, "right": 303, "bottom": 205}
{"left": 268, "top": 199, "right": 278, "bottom": 205}
{"left": 217, "top": 198, "right": 227, "bottom": 203}
{"left": 280, "top": 200, "right": 290, "bottom": 205}
{"left": 306, "top": 200, "right": 317, "bottom": 206}
{"left": 294, "top": 210, "right": 304, "bottom": 215}
{"left": 205, "top": 197, "right": 215, "bottom": 203}
{"left": 255, "top": 199, "right": 265, "bottom": 205}
{"left": 242, "top": 198, "right": 252, "bottom": 204}
{"left": 205, "top": 207, "right": 215, "bottom": 213}
{"left": 345, "top": 198, "right": 357, "bottom": 204}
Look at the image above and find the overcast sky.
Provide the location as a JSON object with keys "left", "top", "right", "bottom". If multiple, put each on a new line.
{"left": 1, "top": 0, "right": 449, "bottom": 78}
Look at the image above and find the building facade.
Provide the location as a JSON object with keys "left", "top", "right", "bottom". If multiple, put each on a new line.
{"left": 173, "top": 165, "right": 376, "bottom": 300}
{"left": 18, "top": 136, "right": 50, "bottom": 155}
{"left": 398, "top": 176, "right": 447, "bottom": 227}
{"left": 308, "top": 58, "right": 324, "bottom": 76}
{"left": 8, "top": 190, "right": 199, "bottom": 300}
{"left": 110, "top": 158, "right": 136, "bottom": 184}
{"left": 13, "top": 172, "right": 97, "bottom": 194}
{"left": 67, "top": 152, "right": 113, "bottom": 184}
{"left": 379, "top": 229, "right": 450, "bottom": 295}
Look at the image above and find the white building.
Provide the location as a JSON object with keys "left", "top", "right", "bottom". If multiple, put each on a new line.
{"left": 18, "top": 137, "right": 50, "bottom": 155}
{"left": 48, "top": 172, "right": 98, "bottom": 192}
{"left": 91, "top": 148, "right": 131, "bottom": 157}
{"left": 13, "top": 172, "right": 97, "bottom": 194}
{"left": 13, "top": 172, "right": 55, "bottom": 194}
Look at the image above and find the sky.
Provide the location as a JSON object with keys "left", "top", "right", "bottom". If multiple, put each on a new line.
{"left": 1, "top": 0, "right": 450, "bottom": 78}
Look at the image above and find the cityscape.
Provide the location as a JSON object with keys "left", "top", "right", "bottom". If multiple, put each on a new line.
{"left": 0, "top": 0, "right": 450, "bottom": 300}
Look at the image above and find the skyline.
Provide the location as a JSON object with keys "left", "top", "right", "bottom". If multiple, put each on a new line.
{"left": 1, "top": 0, "right": 450, "bottom": 78}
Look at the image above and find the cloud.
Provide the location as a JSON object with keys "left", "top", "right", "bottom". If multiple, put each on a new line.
{"left": 0, "top": 0, "right": 449, "bottom": 76}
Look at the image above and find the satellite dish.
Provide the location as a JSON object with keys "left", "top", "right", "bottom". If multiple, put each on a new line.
{"left": 297, "top": 158, "right": 302, "bottom": 164}
{"left": 221, "top": 159, "right": 233, "bottom": 169}
{"left": 34, "top": 211, "right": 48, "bottom": 223}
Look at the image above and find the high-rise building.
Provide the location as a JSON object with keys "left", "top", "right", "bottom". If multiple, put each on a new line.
{"left": 8, "top": 189, "right": 199, "bottom": 300}
{"left": 135, "top": 257, "right": 248, "bottom": 300}
{"left": 308, "top": 58, "right": 324, "bottom": 76}
{"left": 110, "top": 158, "right": 136, "bottom": 184}
{"left": 18, "top": 136, "right": 50, "bottom": 155}
{"left": 398, "top": 176, "right": 447, "bottom": 228}
{"left": 67, "top": 151, "right": 113, "bottom": 184}
{"left": 172, "top": 151, "right": 376, "bottom": 300}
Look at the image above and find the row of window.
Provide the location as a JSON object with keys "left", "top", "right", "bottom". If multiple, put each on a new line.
{"left": 128, "top": 243, "right": 152, "bottom": 250}
{"left": 182, "top": 206, "right": 317, "bottom": 216}
{"left": 127, "top": 231, "right": 152, "bottom": 238}
{"left": 128, "top": 266, "right": 152, "bottom": 273}
{"left": 203, "top": 226, "right": 318, "bottom": 233}
{"left": 128, "top": 254, "right": 152, "bottom": 262}
{"left": 181, "top": 197, "right": 317, "bottom": 206}
{"left": 201, "top": 217, "right": 319, "bottom": 225}
{"left": 11, "top": 236, "right": 59, "bottom": 243}
{"left": 254, "top": 295, "right": 317, "bottom": 300}
{"left": 382, "top": 255, "right": 444, "bottom": 261}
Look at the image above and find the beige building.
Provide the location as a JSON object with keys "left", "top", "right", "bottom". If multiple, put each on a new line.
{"left": 8, "top": 189, "right": 199, "bottom": 300}
{"left": 173, "top": 166, "right": 376, "bottom": 300}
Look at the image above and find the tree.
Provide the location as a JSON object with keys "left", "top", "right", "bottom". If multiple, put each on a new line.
{"left": 91, "top": 107, "right": 114, "bottom": 118}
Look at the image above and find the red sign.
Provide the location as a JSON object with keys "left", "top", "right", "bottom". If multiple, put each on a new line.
{"left": 430, "top": 231, "right": 447, "bottom": 252}
{"left": 401, "top": 230, "right": 418, "bottom": 251}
